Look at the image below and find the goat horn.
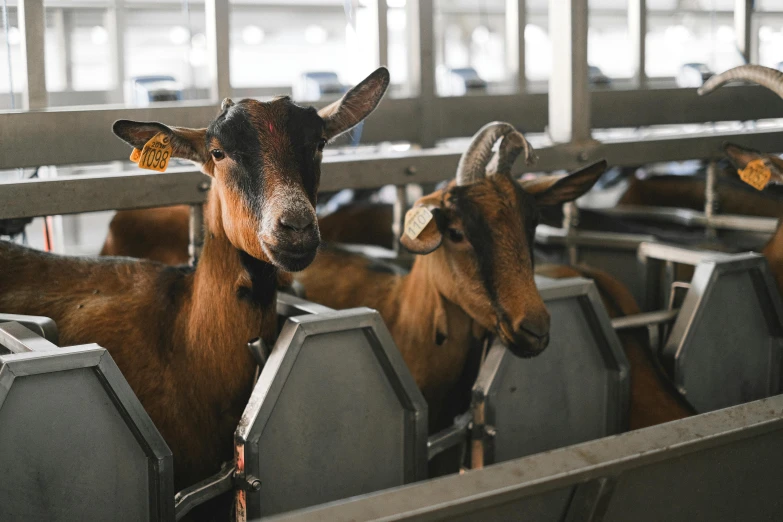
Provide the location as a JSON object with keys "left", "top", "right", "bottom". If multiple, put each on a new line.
{"left": 698, "top": 65, "right": 783, "bottom": 99}
{"left": 487, "top": 130, "right": 538, "bottom": 176}
{"left": 456, "top": 122, "right": 516, "bottom": 186}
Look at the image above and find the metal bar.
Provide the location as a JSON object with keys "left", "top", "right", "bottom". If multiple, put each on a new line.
{"left": 427, "top": 411, "right": 472, "bottom": 461}
{"left": 0, "top": 322, "right": 59, "bottom": 354}
{"left": 548, "top": 0, "right": 590, "bottom": 144}
{"left": 18, "top": 0, "right": 47, "bottom": 110}
{"left": 205, "top": 0, "right": 231, "bottom": 101}
{"left": 188, "top": 203, "right": 205, "bottom": 265}
{"left": 4, "top": 129, "right": 783, "bottom": 220}
{"left": 4, "top": 87, "right": 783, "bottom": 169}
{"left": 377, "top": 0, "right": 388, "bottom": 68}
{"left": 174, "top": 462, "right": 235, "bottom": 521}
{"left": 704, "top": 160, "right": 717, "bottom": 239}
{"left": 734, "top": 0, "right": 752, "bottom": 64}
{"left": 505, "top": 0, "right": 525, "bottom": 93}
{"left": 597, "top": 205, "right": 780, "bottom": 234}
{"left": 276, "top": 293, "right": 335, "bottom": 318}
{"left": 411, "top": 0, "right": 436, "bottom": 147}
{"left": 628, "top": 0, "right": 647, "bottom": 87}
{"left": 637, "top": 242, "right": 734, "bottom": 267}
{"left": 611, "top": 309, "right": 679, "bottom": 331}
{"left": 106, "top": 0, "right": 127, "bottom": 105}
{"left": 0, "top": 313, "right": 58, "bottom": 344}
{"left": 265, "top": 394, "right": 783, "bottom": 522}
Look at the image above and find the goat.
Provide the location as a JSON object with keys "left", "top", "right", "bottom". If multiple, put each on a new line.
{"left": 0, "top": 68, "right": 390, "bottom": 502}
{"left": 294, "top": 122, "right": 606, "bottom": 429}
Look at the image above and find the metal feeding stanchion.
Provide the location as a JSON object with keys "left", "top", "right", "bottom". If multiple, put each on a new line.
{"left": 704, "top": 160, "right": 718, "bottom": 240}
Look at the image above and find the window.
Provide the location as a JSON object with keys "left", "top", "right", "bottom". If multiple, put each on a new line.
{"left": 434, "top": 0, "right": 511, "bottom": 96}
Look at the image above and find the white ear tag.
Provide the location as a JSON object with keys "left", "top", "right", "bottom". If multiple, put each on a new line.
{"left": 405, "top": 207, "right": 434, "bottom": 240}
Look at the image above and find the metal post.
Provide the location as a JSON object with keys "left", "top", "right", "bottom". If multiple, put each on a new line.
{"left": 377, "top": 0, "right": 388, "bottom": 67}
{"left": 629, "top": 0, "right": 647, "bottom": 88}
{"left": 705, "top": 160, "right": 717, "bottom": 240}
{"left": 734, "top": 0, "right": 752, "bottom": 64}
{"left": 62, "top": 9, "right": 74, "bottom": 90}
{"left": 106, "top": 0, "right": 126, "bottom": 104}
{"left": 189, "top": 204, "right": 204, "bottom": 265}
{"left": 50, "top": 9, "right": 67, "bottom": 91}
{"left": 409, "top": 0, "right": 436, "bottom": 148}
{"left": 205, "top": 0, "right": 231, "bottom": 101}
{"left": 18, "top": 0, "right": 47, "bottom": 110}
{"left": 548, "top": 0, "right": 591, "bottom": 145}
{"left": 393, "top": 185, "right": 410, "bottom": 259}
{"left": 505, "top": 0, "right": 526, "bottom": 93}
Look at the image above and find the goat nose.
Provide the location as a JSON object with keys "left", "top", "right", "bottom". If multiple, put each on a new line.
{"left": 279, "top": 213, "right": 314, "bottom": 232}
{"left": 517, "top": 316, "right": 549, "bottom": 340}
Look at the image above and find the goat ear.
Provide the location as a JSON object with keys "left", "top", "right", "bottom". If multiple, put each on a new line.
{"left": 113, "top": 120, "right": 208, "bottom": 164}
{"left": 318, "top": 67, "right": 390, "bottom": 140}
{"left": 723, "top": 142, "right": 783, "bottom": 185}
{"left": 399, "top": 191, "right": 444, "bottom": 255}
{"left": 521, "top": 160, "right": 607, "bottom": 206}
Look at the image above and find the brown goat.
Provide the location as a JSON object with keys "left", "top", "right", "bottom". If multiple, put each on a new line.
{"left": 0, "top": 67, "right": 390, "bottom": 503}
{"left": 295, "top": 123, "right": 606, "bottom": 427}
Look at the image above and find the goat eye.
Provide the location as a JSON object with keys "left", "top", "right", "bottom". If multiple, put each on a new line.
{"left": 211, "top": 149, "right": 225, "bottom": 161}
{"left": 448, "top": 228, "right": 464, "bottom": 243}
{"left": 317, "top": 138, "right": 327, "bottom": 151}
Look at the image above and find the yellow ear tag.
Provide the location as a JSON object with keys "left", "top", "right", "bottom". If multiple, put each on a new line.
{"left": 405, "top": 206, "right": 434, "bottom": 240}
{"left": 129, "top": 148, "right": 142, "bottom": 163}
{"left": 738, "top": 159, "right": 772, "bottom": 191}
{"left": 136, "top": 132, "right": 173, "bottom": 172}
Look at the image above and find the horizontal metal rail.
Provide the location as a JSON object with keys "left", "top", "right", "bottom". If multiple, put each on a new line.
{"left": 2, "top": 127, "right": 783, "bottom": 220}
{"left": 611, "top": 309, "right": 679, "bottom": 331}
{"left": 265, "top": 394, "right": 783, "bottom": 522}
{"left": 637, "top": 242, "right": 738, "bottom": 266}
{"left": 2, "top": 85, "right": 782, "bottom": 169}
{"left": 598, "top": 205, "right": 781, "bottom": 234}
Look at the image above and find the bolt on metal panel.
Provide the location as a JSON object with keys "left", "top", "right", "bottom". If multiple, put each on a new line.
{"left": 0, "top": 340, "right": 174, "bottom": 521}
{"left": 235, "top": 307, "right": 427, "bottom": 520}
{"left": 473, "top": 277, "right": 630, "bottom": 465}
{"left": 662, "top": 253, "right": 783, "bottom": 413}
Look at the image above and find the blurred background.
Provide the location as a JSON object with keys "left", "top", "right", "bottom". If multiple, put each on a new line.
{"left": 1, "top": 0, "right": 782, "bottom": 109}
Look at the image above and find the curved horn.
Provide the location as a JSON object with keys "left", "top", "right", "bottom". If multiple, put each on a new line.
{"left": 698, "top": 65, "right": 783, "bottom": 98}
{"left": 486, "top": 130, "right": 538, "bottom": 176}
{"left": 456, "top": 122, "right": 516, "bottom": 186}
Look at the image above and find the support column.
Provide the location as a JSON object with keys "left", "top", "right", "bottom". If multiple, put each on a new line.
{"left": 734, "top": 0, "right": 752, "bottom": 64}
{"left": 409, "top": 0, "right": 436, "bottom": 148}
{"left": 206, "top": 0, "right": 231, "bottom": 101}
{"left": 548, "top": 0, "right": 590, "bottom": 144}
{"left": 629, "top": 0, "right": 647, "bottom": 87}
{"left": 505, "top": 0, "right": 525, "bottom": 93}
{"left": 19, "top": 0, "right": 47, "bottom": 110}
{"left": 106, "top": 0, "right": 126, "bottom": 104}
{"left": 377, "top": 0, "right": 388, "bottom": 67}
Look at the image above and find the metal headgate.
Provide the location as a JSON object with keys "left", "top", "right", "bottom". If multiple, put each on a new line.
{"left": 0, "top": 317, "right": 174, "bottom": 522}
{"left": 471, "top": 276, "right": 630, "bottom": 466}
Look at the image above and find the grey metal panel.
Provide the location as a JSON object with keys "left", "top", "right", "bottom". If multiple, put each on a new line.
{"left": 0, "top": 345, "right": 174, "bottom": 521}
{"left": 662, "top": 254, "right": 783, "bottom": 413}
{"left": 236, "top": 308, "right": 427, "bottom": 519}
{"left": 263, "top": 394, "right": 783, "bottom": 522}
{"left": 475, "top": 278, "right": 630, "bottom": 464}
{"left": 0, "top": 313, "right": 58, "bottom": 343}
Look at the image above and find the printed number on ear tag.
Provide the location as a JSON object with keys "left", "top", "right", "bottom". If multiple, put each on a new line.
{"left": 738, "top": 159, "right": 772, "bottom": 191}
{"left": 134, "top": 132, "right": 173, "bottom": 172}
{"left": 405, "top": 207, "right": 434, "bottom": 240}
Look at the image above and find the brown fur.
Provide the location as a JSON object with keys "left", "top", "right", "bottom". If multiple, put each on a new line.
{"left": 535, "top": 264, "right": 693, "bottom": 429}
{"left": 0, "top": 189, "right": 270, "bottom": 491}
{"left": 0, "top": 69, "right": 391, "bottom": 519}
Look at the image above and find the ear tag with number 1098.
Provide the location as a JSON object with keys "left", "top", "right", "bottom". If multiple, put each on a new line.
{"left": 130, "top": 132, "right": 172, "bottom": 172}
{"left": 405, "top": 206, "right": 434, "bottom": 239}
